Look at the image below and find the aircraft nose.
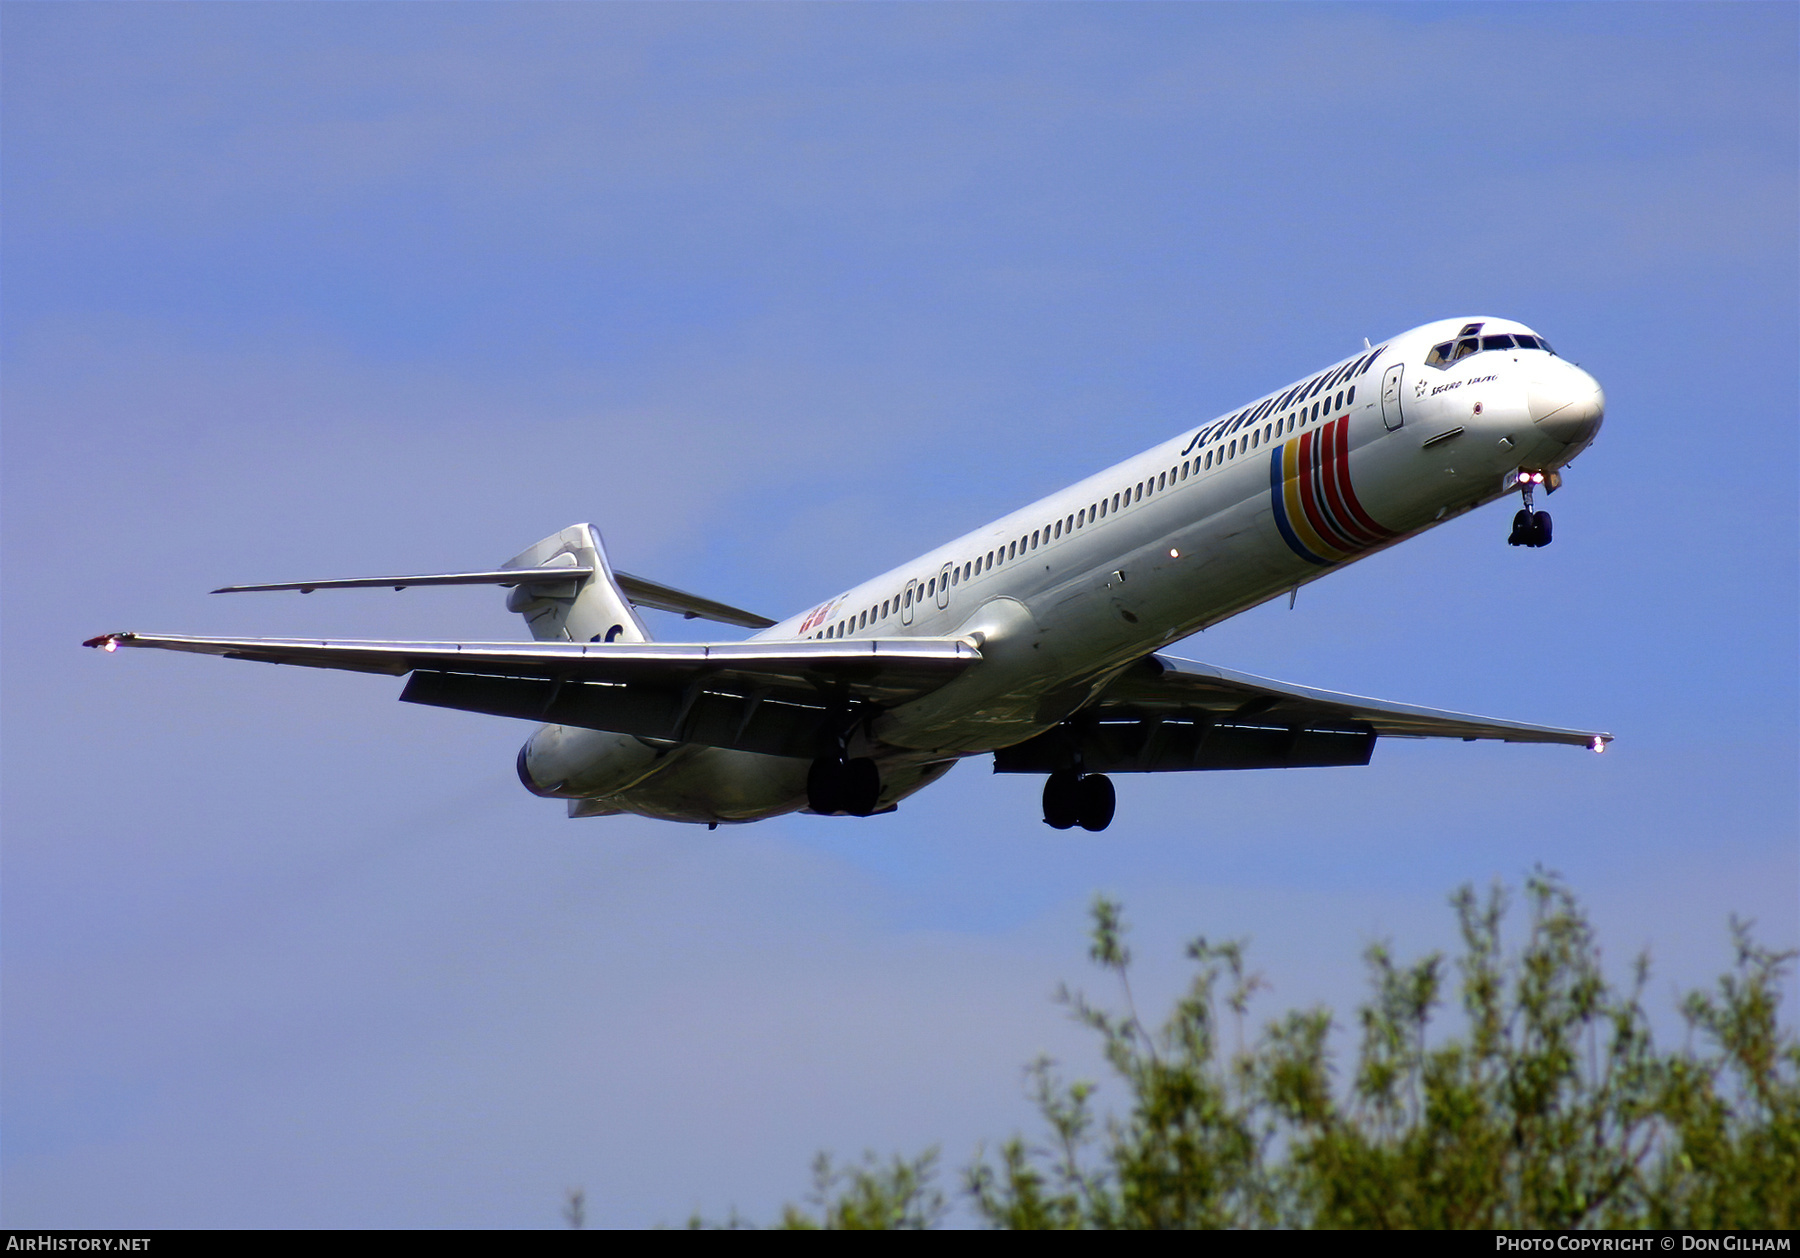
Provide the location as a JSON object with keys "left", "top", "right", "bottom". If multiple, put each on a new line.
{"left": 1526, "top": 359, "right": 1605, "bottom": 446}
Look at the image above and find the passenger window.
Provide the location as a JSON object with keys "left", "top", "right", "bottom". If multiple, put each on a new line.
{"left": 859, "top": 610, "right": 868, "bottom": 628}
{"left": 1263, "top": 424, "right": 1272, "bottom": 441}
{"left": 905, "top": 588, "right": 912, "bottom": 606}
{"left": 1112, "top": 494, "right": 1120, "bottom": 512}
{"left": 1205, "top": 450, "right": 1213, "bottom": 468}
{"left": 927, "top": 578, "right": 935, "bottom": 597}
{"left": 1311, "top": 402, "right": 1320, "bottom": 421}
{"left": 1228, "top": 440, "right": 1236, "bottom": 457}
{"left": 1008, "top": 542, "right": 1016, "bottom": 560}
{"left": 1346, "top": 386, "right": 1355, "bottom": 406}
{"left": 1180, "top": 462, "right": 1188, "bottom": 480}
{"left": 1157, "top": 473, "right": 1165, "bottom": 490}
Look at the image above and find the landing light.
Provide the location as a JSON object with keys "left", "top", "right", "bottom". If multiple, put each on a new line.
{"left": 1169, "top": 548, "right": 1180, "bottom": 558}
{"left": 1590, "top": 737, "right": 1605, "bottom": 753}
{"left": 103, "top": 639, "right": 117, "bottom": 652}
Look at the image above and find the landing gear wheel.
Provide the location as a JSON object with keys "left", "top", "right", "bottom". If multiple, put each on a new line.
{"left": 808, "top": 757, "right": 882, "bottom": 816}
{"left": 1042, "top": 771, "right": 1080, "bottom": 830}
{"left": 1531, "top": 511, "right": 1553, "bottom": 547}
{"left": 1509, "top": 509, "right": 1532, "bottom": 547}
{"left": 1075, "top": 773, "right": 1115, "bottom": 832}
{"left": 839, "top": 757, "right": 882, "bottom": 816}
{"left": 806, "top": 757, "right": 843, "bottom": 815}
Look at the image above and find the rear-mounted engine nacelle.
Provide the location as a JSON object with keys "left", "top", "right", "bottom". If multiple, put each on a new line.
{"left": 516, "top": 724, "right": 669, "bottom": 799}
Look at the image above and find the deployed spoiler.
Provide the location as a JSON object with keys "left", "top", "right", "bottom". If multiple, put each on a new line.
{"left": 212, "top": 567, "right": 776, "bottom": 630}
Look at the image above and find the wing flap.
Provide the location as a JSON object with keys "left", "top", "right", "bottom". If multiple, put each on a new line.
{"left": 400, "top": 669, "right": 840, "bottom": 758}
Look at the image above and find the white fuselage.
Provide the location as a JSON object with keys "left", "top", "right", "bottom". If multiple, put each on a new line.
{"left": 525, "top": 317, "right": 1605, "bottom": 823}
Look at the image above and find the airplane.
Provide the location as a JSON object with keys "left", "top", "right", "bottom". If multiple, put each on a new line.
{"left": 85, "top": 316, "right": 1610, "bottom": 832}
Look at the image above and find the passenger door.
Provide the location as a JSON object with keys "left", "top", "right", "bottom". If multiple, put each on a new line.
{"left": 1381, "top": 364, "right": 1406, "bottom": 431}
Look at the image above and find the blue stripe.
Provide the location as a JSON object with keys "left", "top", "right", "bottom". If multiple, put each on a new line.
{"left": 1270, "top": 448, "right": 1330, "bottom": 566}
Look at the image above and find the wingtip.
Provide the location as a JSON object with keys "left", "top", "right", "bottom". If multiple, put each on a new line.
{"left": 83, "top": 632, "right": 130, "bottom": 651}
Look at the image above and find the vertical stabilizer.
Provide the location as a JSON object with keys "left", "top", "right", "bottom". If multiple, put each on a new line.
{"left": 501, "top": 524, "right": 651, "bottom": 644}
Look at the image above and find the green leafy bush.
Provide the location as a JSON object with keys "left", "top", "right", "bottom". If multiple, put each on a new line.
{"left": 700, "top": 875, "right": 1798, "bottom": 1229}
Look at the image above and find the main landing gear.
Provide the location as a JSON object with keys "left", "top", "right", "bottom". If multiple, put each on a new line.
{"left": 1042, "top": 770, "right": 1116, "bottom": 832}
{"left": 807, "top": 755, "right": 883, "bottom": 817}
{"left": 1508, "top": 472, "right": 1553, "bottom": 548}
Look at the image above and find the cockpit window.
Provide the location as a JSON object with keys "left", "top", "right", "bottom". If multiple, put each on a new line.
{"left": 1426, "top": 330, "right": 1554, "bottom": 369}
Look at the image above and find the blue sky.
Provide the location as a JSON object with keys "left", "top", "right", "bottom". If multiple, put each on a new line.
{"left": 3, "top": 2, "right": 1795, "bottom": 1228}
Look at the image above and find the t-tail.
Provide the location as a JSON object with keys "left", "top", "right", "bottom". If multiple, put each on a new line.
{"left": 205, "top": 523, "right": 774, "bottom": 635}
{"left": 500, "top": 524, "right": 650, "bottom": 644}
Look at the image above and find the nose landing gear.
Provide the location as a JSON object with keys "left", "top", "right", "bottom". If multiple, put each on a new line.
{"left": 1507, "top": 472, "right": 1553, "bottom": 548}
{"left": 1042, "top": 770, "right": 1116, "bottom": 832}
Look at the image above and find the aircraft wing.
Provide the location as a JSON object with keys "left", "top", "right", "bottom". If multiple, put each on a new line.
{"left": 83, "top": 632, "right": 978, "bottom": 759}
{"left": 994, "top": 652, "right": 1610, "bottom": 774}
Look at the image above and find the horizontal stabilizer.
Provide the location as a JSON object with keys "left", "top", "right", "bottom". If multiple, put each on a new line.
{"left": 212, "top": 567, "right": 775, "bottom": 629}
{"left": 212, "top": 567, "right": 593, "bottom": 594}
{"left": 613, "top": 573, "right": 776, "bottom": 630}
